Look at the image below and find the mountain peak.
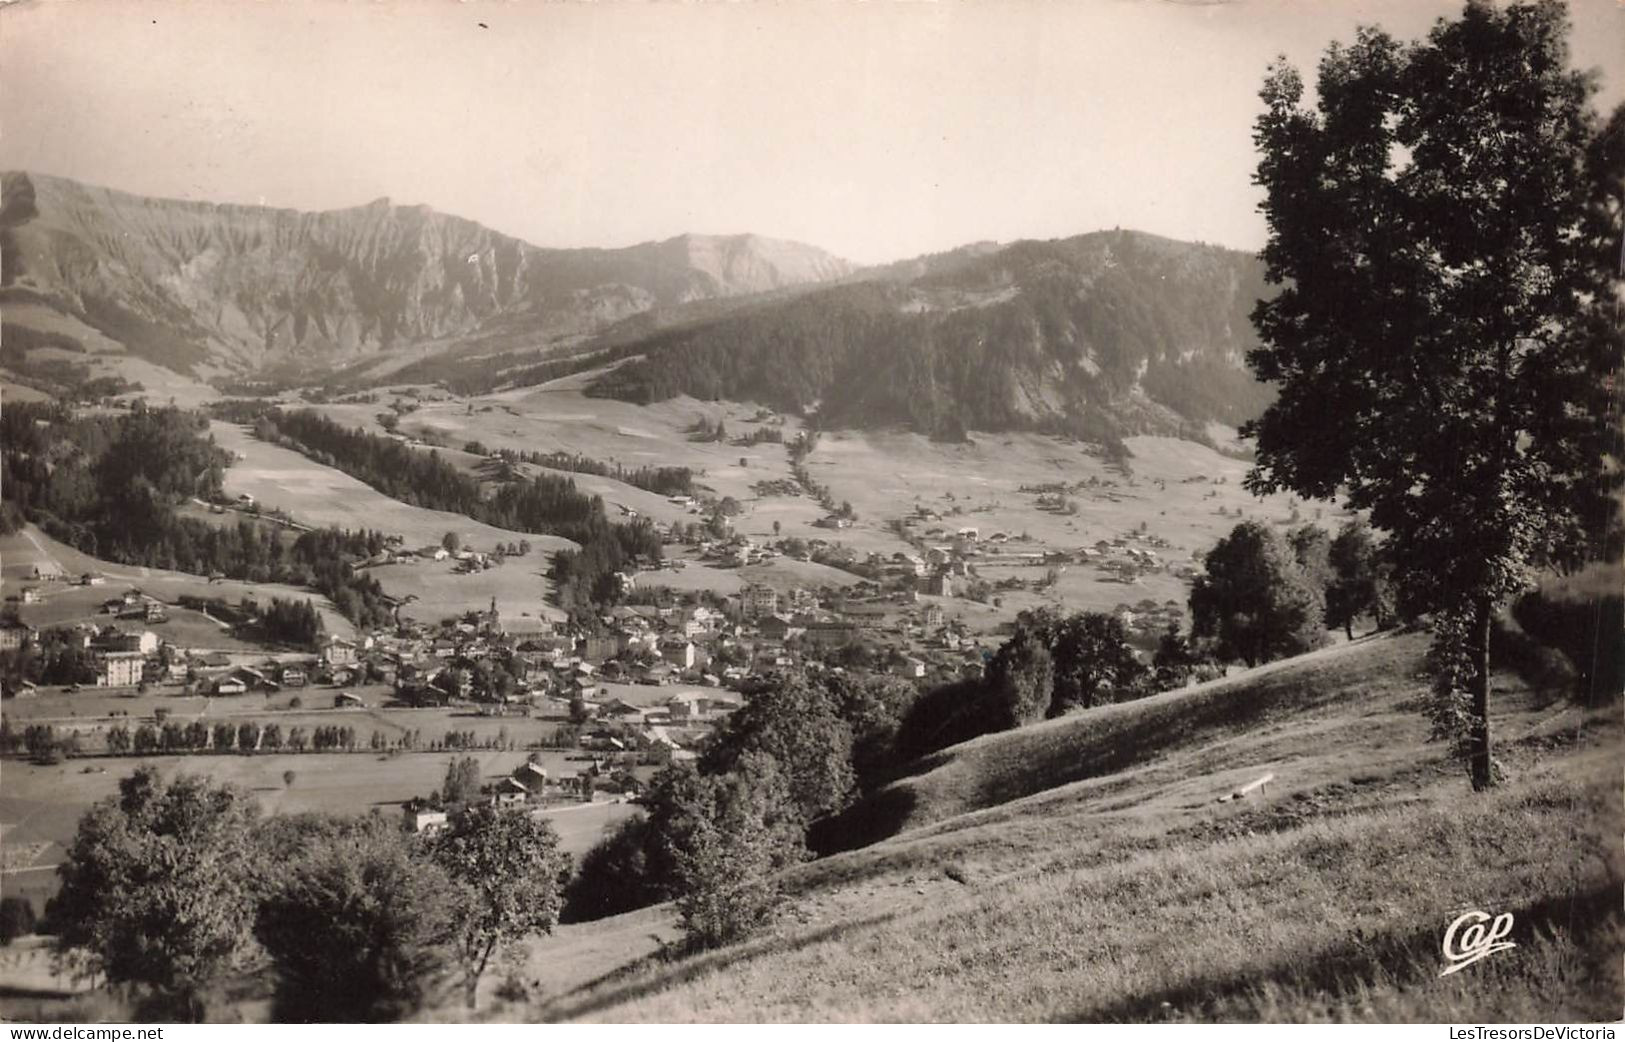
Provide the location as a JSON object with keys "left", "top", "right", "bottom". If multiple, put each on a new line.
{"left": 0, "top": 171, "right": 857, "bottom": 377}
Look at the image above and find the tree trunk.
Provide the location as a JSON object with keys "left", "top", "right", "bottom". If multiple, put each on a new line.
{"left": 465, "top": 975, "right": 479, "bottom": 1010}
{"left": 1344, "top": 620, "right": 1354, "bottom": 641}
{"left": 1468, "top": 597, "right": 1494, "bottom": 791}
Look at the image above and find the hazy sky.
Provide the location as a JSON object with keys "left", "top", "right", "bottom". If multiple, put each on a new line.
{"left": 3, "top": 0, "right": 1622, "bottom": 264}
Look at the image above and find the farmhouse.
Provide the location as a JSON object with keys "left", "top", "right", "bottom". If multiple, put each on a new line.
{"left": 333, "top": 691, "right": 365, "bottom": 709}
{"left": 660, "top": 638, "right": 698, "bottom": 670}
{"left": 403, "top": 807, "right": 448, "bottom": 834}
{"left": 896, "top": 655, "right": 928, "bottom": 679}
{"left": 513, "top": 761, "right": 549, "bottom": 792}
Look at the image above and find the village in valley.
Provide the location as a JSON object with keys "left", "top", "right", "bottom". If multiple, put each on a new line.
{"left": 0, "top": 462, "right": 1206, "bottom": 820}
{"left": 0, "top": 0, "right": 1618, "bottom": 1025}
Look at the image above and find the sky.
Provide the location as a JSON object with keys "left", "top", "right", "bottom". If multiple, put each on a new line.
{"left": 3, "top": 0, "right": 1622, "bottom": 265}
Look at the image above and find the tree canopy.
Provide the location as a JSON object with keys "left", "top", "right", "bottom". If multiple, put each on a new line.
{"left": 430, "top": 806, "right": 571, "bottom": 1008}
{"left": 52, "top": 768, "right": 261, "bottom": 1019}
{"left": 1244, "top": 0, "right": 1622, "bottom": 787}
{"left": 1190, "top": 522, "right": 1326, "bottom": 668}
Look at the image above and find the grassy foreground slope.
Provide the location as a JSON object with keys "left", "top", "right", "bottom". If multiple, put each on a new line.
{"left": 515, "top": 633, "right": 1620, "bottom": 1023}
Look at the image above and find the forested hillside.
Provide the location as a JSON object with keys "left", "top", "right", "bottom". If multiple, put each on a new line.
{"left": 588, "top": 230, "right": 1275, "bottom": 443}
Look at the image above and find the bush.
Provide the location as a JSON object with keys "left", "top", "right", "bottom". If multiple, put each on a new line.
{"left": 256, "top": 820, "right": 457, "bottom": 1022}
{"left": 1510, "top": 591, "right": 1623, "bottom": 705}
{"left": 0, "top": 896, "right": 36, "bottom": 945}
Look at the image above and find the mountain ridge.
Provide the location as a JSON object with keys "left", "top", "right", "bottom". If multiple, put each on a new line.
{"left": 584, "top": 227, "right": 1276, "bottom": 444}
{"left": 0, "top": 170, "right": 856, "bottom": 376}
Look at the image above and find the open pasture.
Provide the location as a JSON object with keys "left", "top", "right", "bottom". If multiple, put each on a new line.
{"left": 357, "top": 554, "right": 565, "bottom": 625}
{"left": 209, "top": 421, "right": 576, "bottom": 557}
{"left": 0, "top": 527, "right": 356, "bottom": 640}
{"left": 0, "top": 745, "right": 639, "bottom": 908}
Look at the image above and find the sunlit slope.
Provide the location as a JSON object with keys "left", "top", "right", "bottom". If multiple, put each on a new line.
{"left": 512, "top": 633, "right": 1620, "bottom": 1023}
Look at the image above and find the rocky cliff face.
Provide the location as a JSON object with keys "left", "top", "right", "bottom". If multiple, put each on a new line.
{"left": 0, "top": 172, "right": 854, "bottom": 375}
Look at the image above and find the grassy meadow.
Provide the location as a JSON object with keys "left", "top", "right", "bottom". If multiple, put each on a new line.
{"left": 470, "top": 632, "right": 1622, "bottom": 1022}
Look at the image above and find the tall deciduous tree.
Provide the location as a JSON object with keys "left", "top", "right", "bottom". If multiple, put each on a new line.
{"left": 256, "top": 819, "right": 457, "bottom": 1022}
{"left": 441, "top": 755, "right": 483, "bottom": 807}
{"left": 1190, "top": 521, "right": 1326, "bottom": 668}
{"left": 1244, "top": 1, "right": 1621, "bottom": 789}
{"left": 659, "top": 755, "right": 806, "bottom": 950}
{"left": 700, "top": 676, "right": 855, "bottom": 823}
{"left": 430, "top": 806, "right": 571, "bottom": 1009}
{"left": 1043, "top": 611, "right": 1149, "bottom": 715}
{"left": 983, "top": 627, "right": 1055, "bottom": 727}
{"left": 52, "top": 768, "right": 260, "bottom": 1020}
{"left": 1326, "top": 518, "right": 1392, "bottom": 639}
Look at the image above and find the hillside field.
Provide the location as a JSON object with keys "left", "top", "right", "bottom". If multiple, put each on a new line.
{"left": 0, "top": 527, "right": 357, "bottom": 640}
{"left": 481, "top": 633, "right": 1621, "bottom": 1022}
{"left": 0, "top": 740, "right": 638, "bottom": 912}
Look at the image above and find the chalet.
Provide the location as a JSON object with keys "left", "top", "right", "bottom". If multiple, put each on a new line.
{"left": 644, "top": 662, "right": 680, "bottom": 685}
{"left": 925, "top": 573, "right": 957, "bottom": 597}
{"left": 403, "top": 807, "right": 448, "bottom": 833}
{"left": 491, "top": 784, "right": 528, "bottom": 807}
{"left": 514, "top": 761, "right": 549, "bottom": 791}
{"left": 324, "top": 666, "right": 359, "bottom": 686}
{"left": 279, "top": 665, "right": 307, "bottom": 687}
{"left": 212, "top": 676, "right": 248, "bottom": 696}
{"left": 96, "top": 651, "right": 146, "bottom": 688}
{"left": 740, "top": 584, "right": 779, "bottom": 619}
{"left": 0, "top": 620, "right": 36, "bottom": 652}
{"left": 18, "top": 587, "right": 39, "bottom": 604}
{"left": 843, "top": 603, "right": 890, "bottom": 629}
{"left": 233, "top": 666, "right": 271, "bottom": 690}
{"left": 891, "top": 656, "right": 927, "bottom": 679}
{"left": 333, "top": 691, "right": 365, "bottom": 709}
{"left": 31, "top": 560, "right": 64, "bottom": 581}
{"left": 801, "top": 621, "right": 859, "bottom": 647}
{"left": 756, "top": 614, "right": 800, "bottom": 641}
{"left": 94, "top": 629, "right": 159, "bottom": 655}
{"left": 923, "top": 604, "right": 946, "bottom": 629}
{"left": 892, "top": 552, "right": 928, "bottom": 577}
{"left": 322, "top": 637, "right": 358, "bottom": 666}
{"left": 80, "top": 573, "right": 106, "bottom": 586}
{"left": 660, "top": 638, "right": 698, "bottom": 670}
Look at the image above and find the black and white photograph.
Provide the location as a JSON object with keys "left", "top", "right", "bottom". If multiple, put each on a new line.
{"left": 0, "top": 0, "right": 1620, "bottom": 1027}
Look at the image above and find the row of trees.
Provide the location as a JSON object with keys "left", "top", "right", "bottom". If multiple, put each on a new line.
{"left": 490, "top": 446, "right": 696, "bottom": 498}
{"left": 51, "top": 767, "right": 569, "bottom": 1020}
{"left": 98, "top": 721, "right": 336, "bottom": 756}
